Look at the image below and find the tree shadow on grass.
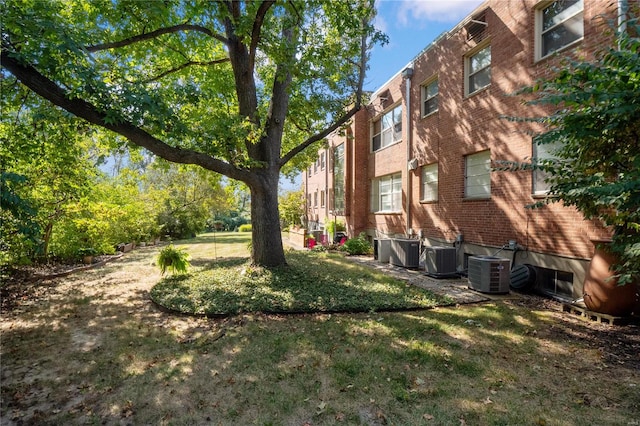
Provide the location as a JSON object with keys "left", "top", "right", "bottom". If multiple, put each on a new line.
{"left": 3, "top": 287, "right": 639, "bottom": 425}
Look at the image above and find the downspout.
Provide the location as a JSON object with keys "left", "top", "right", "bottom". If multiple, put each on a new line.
{"left": 402, "top": 66, "right": 414, "bottom": 235}
{"left": 618, "top": 0, "right": 629, "bottom": 50}
{"left": 325, "top": 148, "right": 329, "bottom": 240}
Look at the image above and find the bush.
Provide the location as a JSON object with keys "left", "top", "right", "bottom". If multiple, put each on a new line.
{"left": 157, "top": 245, "right": 190, "bottom": 275}
{"left": 341, "top": 233, "right": 371, "bottom": 255}
{"left": 238, "top": 224, "right": 252, "bottom": 232}
{"left": 326, "top": 219, "right": 346, "bottom": 236}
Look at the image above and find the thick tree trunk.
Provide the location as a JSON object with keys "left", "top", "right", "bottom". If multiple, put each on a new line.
{"left": 249, "top": 171, "right": 286, "bottom": 267}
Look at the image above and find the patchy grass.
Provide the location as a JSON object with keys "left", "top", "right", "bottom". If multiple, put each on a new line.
{"left": 2, "top": 233, "right": 639, "bottom": 425}
{"left": 150, "top": 249, "right": 448, "bottom": 315}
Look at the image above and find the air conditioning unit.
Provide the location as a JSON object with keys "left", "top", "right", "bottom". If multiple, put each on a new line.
{"left": 468, "top": 256, "right": 510, "bottom": 294}
{"left": 390, "top": 238, "right": 420, "bottom": 268}
{"left": 424, "top": 246, "right": 458, "bottom": 278}
{"left": 374, "top": 238, "right": 391, "bottom": 263}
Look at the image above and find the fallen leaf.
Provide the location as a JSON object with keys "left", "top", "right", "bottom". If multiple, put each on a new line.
{"left": 423, "top": 413, "right": 434, "bottom": 420}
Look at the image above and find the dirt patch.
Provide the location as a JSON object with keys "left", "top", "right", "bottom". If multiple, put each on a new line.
{"left": 506, "top": 295, "right": 640, "bottom": 370}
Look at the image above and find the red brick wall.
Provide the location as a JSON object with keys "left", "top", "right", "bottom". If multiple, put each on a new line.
{"left": 305, "top": 0, "right": 618, "bottom": 261}
{"left": 368, "top": 0, "right": 615, "bottom": 259}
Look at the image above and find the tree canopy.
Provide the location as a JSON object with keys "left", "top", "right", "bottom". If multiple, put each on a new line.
{"left": 1, "top": 0, "right": 384, "bottom": 266}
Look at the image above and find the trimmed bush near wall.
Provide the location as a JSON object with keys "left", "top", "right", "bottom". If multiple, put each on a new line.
{"left": 341, "top": 233, "right": 372, "bottom": 255}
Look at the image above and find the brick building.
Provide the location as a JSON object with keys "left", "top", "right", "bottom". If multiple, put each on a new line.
{"left": 303, "top": 0, "right": 622, "bottom": 301}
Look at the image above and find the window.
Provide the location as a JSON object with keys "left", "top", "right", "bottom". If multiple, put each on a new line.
{"left": 537, "top": 266, "right": 574, "bottom": 301}
{"left": 333, "top": 144, "right": 345, "bottom": 213}
{"left": 421, "top": 163, "right": 438, "bottom": 202}
{"left": 371, "top": 173, "right": 402, "bottom": 213}
{"left": 308, "top": 167, "right": 312, "bottom": 177}
{"left": 466, "top": 45, "right": 491, "bottom": 95}
{"left": 537, "top": 0, "right": 584, "bottom": 60}
{"left": 532, "top": 138, "right": 561, "bottom": 194}
{"left": 320, "top": 152, "right": 326, "bottom": 170}
{"left": 421, "top": 79, "right": 438, "bottom": 117}
{"left": 465, "top": 150, "right": 491, "bottom": 198}
{"left": 320, "top": 190, "right": 325, "bottom": 208}
{"left": 314, "top": 191, "right": 318, "bottom": 207}
{"left": 372, "top": 104, "right": 402, "bottom": 151}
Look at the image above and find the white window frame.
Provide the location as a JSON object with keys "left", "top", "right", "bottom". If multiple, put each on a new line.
{"left": 320, "top": 151, "right": 326, "bottom": 170}
{"left": 536, "top": 0, "right": 584, "bottom": 61}
{"left": 371, "top": 173, "right": 402, "bottom": 213}
{"left": 421, "top": 78, "right": 438, "bottom": 117}
{"left": 465, "top": 44, "right": 491, "bottom": 96}
{"left": 421, "top": 163, "right": 438, "bottom": 202}
{"left": 372, "top": 104, "right": 402, "bottom": 152}
{"left": 465, "top": 150, "right": 491, "bottom": 199}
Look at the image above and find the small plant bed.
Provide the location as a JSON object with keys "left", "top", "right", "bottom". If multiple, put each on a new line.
{"left": 150, "top": 250, "right": 449, "bottom": 316}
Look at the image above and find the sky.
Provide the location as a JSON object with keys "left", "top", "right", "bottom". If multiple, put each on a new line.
{"left": 366, "top": 0, "right": 485, "bottom": 91}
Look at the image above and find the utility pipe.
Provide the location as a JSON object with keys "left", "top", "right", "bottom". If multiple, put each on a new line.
{"left": 402, "top": 66, "right": 414, "bottom": 235}
{"left": 618, "top": 0, "right": 629, "bottom": 50}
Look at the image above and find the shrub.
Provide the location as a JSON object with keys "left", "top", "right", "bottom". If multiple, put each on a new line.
{"left": 238, "top": 224, "right": 252, "bottom": 232}
{"left": 341, "top": 233, "right": 371, "bottom": 255}
{"left": 157, "top": 245, "right": 190, "bottom": 275}
{"left": 326, "top": 219, "right": 346, "bottom": 236}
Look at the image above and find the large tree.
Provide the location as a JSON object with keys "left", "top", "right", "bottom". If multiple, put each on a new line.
{"left": 1, "top": 0, "right": 382, "bottom": 266}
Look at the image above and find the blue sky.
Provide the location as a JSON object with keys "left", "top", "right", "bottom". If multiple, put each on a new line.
{"left": 366, "top": 0, "right": 484, "bottom": 91}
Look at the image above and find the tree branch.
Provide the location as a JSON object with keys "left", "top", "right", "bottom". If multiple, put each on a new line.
{"left": 248, "top": 1, "right": 275, "bottom": 70}
{"left": 1, "top": 50, "right": 252, "bottom": 184}
{"left": 136, "top": 58, "right": 230, "bottom": 83}
{"left": 85, "top": 24, "right": 228, "bottom": 52}
{"left": 279, "top": 104, "right": 360, "bottom": 167}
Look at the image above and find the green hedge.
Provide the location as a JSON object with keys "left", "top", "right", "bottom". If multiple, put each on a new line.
{"left": 238, "top": 224, "right": 252, "bottom": 232}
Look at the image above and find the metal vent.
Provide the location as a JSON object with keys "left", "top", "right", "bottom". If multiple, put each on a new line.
{"left": 466, "top": 12, "right": 487, "bottom": 42}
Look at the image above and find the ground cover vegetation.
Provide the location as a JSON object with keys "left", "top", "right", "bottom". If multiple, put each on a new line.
{"left": 2, "top": 0, "right": 386, "bottom": 267}
{"left": 1, "top": 234, "right": 639, "bottom": 425}
{"left": 151, "top": 233, "right": 441, "bottom": 315}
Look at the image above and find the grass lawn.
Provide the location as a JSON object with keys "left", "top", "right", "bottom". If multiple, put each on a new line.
{"left": 1, "top": 232, "right": 638, "bottom": 425}
{"left": 151, "top": 232, "right": 448, "bottom": 315}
